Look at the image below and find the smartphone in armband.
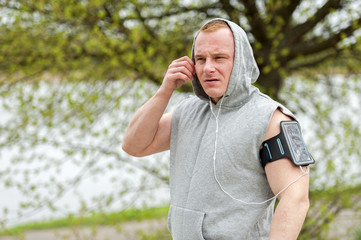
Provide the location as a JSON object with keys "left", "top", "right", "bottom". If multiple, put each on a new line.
{"left": 260, "top": 121, "right": 315, "bottom": 168}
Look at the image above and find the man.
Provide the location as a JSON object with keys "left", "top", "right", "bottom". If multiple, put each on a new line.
{"left": 122, "top": 18, "right": 311, "bottom": 240}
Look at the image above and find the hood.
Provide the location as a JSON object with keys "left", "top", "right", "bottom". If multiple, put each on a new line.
{"left": 191, "top": 18, "right": 260, "bottom": 108}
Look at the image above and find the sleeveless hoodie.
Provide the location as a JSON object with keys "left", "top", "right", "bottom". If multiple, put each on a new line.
{"left": 168, "top": 18, "right": 295, "bottom": 240}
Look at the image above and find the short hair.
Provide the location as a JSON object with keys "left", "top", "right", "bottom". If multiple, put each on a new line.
{"left": 200, "top": 20, "right": 229, "bottom": 32}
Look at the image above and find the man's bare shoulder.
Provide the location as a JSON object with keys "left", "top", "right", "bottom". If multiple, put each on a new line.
{"left": 264, "top": 108, "right": 293, "bottom": 141}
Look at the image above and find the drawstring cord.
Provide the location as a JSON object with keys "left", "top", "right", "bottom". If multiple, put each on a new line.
{"left": 209, "top": 97, "right": 309, "bottom": 205}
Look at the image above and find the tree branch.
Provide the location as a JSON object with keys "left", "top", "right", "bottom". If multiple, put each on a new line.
{"left": 133, "top": 6, "right": 157, "bottom": 40}
{"left": 274, "top": 0, "right": 302, "bottom": 28}
{"left": 285, "top": 0, "right": 343, "bottom": 44}
{"left": 288, "top": 49, "right": 340, "bottom": 71}
{"left": 219, "top": 0, "right": 240, "bottom": 24}
{"left": 288, "top": 17, "right": 361, "bottom": 58}
{"left": 241, "top": 0, "right": 269, "bottom": 43}
{"left": 123, "top": 2, "right": 220, "bottom": 21}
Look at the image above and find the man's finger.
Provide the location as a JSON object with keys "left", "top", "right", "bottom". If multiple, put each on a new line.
{"left": 172, "top": 56, "right": 195, "bottom": 74}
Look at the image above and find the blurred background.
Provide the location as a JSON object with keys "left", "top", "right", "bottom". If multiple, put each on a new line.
{"left": 0, "top": 0, "right": 360, "bottom": 239}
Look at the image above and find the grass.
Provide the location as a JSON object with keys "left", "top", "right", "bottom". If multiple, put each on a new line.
{"left": 354, "top": 228, "right": 361, "bottom": 240}
{"left": 0, "top": 205, "right": 169, "bottom": 236}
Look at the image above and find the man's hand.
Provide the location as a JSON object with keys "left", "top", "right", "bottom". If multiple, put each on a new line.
{"left": 122, "top": 56, "right": 194, "bottom": 157}
{"left": 161, "top": 56, "right": 195, "bottom": 93}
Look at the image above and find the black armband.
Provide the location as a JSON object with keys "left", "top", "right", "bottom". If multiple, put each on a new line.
{"left": 260, "top": 121, "right": 315, "bottom": 168}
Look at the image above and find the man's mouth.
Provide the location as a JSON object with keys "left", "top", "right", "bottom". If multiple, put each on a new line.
{"left": 205, "top": 79, "right": 218, "bottom": 82}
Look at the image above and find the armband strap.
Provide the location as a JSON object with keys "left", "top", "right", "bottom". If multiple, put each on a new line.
{"left": 260, "top": 121, "right": 315, "bottom": 168}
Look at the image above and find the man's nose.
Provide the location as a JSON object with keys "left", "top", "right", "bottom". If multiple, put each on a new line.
{"left": 204, "top": 59, "right": 216, "bottom": 74}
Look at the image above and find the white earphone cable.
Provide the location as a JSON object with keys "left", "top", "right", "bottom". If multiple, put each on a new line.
{"left": 209, "top": 97, "right": 309, "bottom": 205}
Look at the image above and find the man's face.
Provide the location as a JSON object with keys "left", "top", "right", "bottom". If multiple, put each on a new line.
{"left": 194, "top": 27, "right": 235, "bottom": 103}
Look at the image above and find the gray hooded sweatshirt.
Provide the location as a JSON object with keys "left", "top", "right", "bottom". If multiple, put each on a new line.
{"left": 168, "top": 18, "right": 294, "bottom": 240}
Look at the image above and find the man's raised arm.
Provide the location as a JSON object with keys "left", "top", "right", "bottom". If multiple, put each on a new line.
{"left": 122, "top": 56, "right": 195, "bottom": 157}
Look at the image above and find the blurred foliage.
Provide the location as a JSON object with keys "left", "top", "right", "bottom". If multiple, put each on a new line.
{"left": 1, "top": 0, "right": 361, "bottom": 97}
{"left": 0, "top": 206, "right": 169, "bottom": 236}
{"left": 280, "top": 74, "right": 361, "bottom": 239}
{"left": 138, "top": 226, "right": 172, "bottom": 240}
{"left": 355, "top": 228, "right": 361, "bottom": 240}
{"left": 301, "top": 184, "right": 361, "bottom": 239}
{"left": 0, "top": 79, "right": 178, "bottom": 228}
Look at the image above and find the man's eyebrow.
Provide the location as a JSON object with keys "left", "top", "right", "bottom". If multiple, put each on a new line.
{"left": 212, "top": 52, "right": 230, "bottom": 56}
{"left": 195, "top": 52, "right": 229, "bottom": 57}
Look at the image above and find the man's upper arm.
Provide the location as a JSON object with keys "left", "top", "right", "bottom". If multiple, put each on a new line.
{"left": 263, "top": 109, "right": 309, "bottom": 200}
{"left": 137, "top": 111, "right": 173, "bottom": 157}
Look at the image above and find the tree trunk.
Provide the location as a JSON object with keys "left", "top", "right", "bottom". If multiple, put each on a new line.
{"left": 256, "top": 69, "right": 283, "bottom": 99}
